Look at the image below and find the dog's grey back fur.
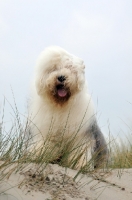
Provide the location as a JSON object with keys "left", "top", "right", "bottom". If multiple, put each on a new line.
{"left": 88, "top": 121, "right": 108, "bottom": 168}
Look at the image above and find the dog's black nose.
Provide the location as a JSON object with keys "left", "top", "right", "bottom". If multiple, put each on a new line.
{"left": 58, "top": 76, "right": 66, "bottom": 82}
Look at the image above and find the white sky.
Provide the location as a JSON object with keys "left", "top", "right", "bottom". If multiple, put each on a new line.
{"left": 0, "top": 0, "right": 132, "bottom": 137}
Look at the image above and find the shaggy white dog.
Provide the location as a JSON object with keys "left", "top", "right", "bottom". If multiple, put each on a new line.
{"left": 29, "top": 46, "right": 107, "bottom": 168}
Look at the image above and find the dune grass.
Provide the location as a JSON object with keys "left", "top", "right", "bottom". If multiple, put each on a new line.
{"left": 0, "top": 98, "right": 132, "bottom": 187}
{"left": 108, "top": 134, "right": 132, "bottom": 169}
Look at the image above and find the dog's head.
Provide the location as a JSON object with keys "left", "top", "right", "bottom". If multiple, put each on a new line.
{"left": 35, "top": 46, "right": 85, "bottom": 105}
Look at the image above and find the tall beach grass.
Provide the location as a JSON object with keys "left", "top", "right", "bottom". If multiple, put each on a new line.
{"left": 0, "top": 97, "right": 132, "bottom": 187}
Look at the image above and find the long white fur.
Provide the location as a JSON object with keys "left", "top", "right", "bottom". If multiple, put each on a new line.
{"left": 30, "top": 46, "right": 96, "bottom": 147}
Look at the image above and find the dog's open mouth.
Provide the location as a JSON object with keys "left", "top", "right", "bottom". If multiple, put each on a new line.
{"left": 56, "top": 85, "right": 67, "bottom": 98}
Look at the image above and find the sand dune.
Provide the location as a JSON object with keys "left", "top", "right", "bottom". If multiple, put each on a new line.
{"left": 0, "top": 164, "right": 132, "bottom": 200}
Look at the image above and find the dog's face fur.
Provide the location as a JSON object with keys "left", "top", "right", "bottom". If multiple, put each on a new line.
{"left": 35, "top": 46, "right": 85, "bottom": 105}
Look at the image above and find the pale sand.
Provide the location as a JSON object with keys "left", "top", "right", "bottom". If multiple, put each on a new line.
{"left": 0, "top": 164, "right": 132, "bottom": 200}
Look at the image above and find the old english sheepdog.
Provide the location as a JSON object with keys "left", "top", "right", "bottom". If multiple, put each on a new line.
{"left": 29, "top": 46, "right": 108, "bottom": 168}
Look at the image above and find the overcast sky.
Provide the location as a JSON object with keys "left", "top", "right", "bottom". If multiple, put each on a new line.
{"left": 0, "top": 0, "right": 132, "bottom": 137}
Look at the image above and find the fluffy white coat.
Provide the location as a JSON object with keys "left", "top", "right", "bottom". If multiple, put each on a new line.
{"left": 30, "top": 46, "right": 95, "bottom": 141}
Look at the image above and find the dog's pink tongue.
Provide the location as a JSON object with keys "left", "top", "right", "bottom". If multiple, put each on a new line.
{"left": 58, "top": 89, "right": 67, "bottom": 97}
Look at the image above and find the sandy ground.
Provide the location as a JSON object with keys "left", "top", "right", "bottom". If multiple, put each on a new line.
{"left": 0, "top": 163, "right": 132, "bottom": 200}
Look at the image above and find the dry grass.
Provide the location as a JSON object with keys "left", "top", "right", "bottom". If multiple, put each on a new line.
{"left": 108, "top": 135, "right": 132, "bottom": 168}
{"left": 0, "top": 97, "right": 132, "bottom": 185}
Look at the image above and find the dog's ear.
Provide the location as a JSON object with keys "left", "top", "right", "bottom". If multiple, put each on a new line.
{"left": 35, "top": 76, "right": 44, "bottom": 95}
{"left": 77, "top": 80, "right": 84, "bottom": 91}
{"left": 77, "top": 74, "right": 85, "bottom": 91}
{"left": 77, "top": 63, "right": 85, "bottom": 91}
{"left": 81, "top": 63, "right": 85, "bottom": 70}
